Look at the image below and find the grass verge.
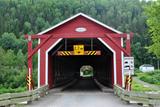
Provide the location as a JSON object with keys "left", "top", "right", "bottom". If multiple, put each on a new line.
{"left": 135, "top": 70, "right": 160, "bottom": 86}
{"left": 0, "top": 87, "right": 27, "bottom": 94}
{"left": 132, "top": 79, "right": 157, "bottom": 92}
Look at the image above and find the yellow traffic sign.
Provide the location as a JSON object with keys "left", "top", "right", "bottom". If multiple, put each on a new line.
{"left": 73, "top": 45, "right": 84, "bottom": 55}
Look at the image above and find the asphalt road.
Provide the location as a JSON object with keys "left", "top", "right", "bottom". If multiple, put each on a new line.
{"left": 26, "top": 78, "right": 141, "bottom": 107}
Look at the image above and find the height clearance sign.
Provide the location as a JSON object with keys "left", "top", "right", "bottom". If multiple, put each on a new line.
{"left": 73, "top": 45, "right": 84, "bottom": 55}
{"left": 124, "top": 57, "right": 134, "bottom": 75}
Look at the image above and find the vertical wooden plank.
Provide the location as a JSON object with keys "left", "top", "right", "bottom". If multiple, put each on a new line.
{"left": 27, "top": 35, "right": 33, "bottom": 91}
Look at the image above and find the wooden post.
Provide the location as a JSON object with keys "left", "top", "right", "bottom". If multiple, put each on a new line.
{"left": 27, "top": 35, "right": 33, "bottom": 91}
{"left": 126, "top": 34, "right": 131, "bottom": 56}
{"left": 125, "top": 75, "right": 132, "bottom": 91}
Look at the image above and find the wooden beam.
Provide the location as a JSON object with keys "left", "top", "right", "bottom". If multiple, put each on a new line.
{"left": 24, "top": 33, "right": 133, "bottom": 39}
{"left": 104, "top": 34, "right": 129, "bottom": 56}
{"left": 57, "top": 51, "right": 101, "bottom": 56}
{"left": 27, "top": 34, "right": 54, "bottom": 59}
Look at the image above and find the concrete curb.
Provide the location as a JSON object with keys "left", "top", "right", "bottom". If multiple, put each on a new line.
{"left": 94, "top": 79, "right": 113, "bottom": 93}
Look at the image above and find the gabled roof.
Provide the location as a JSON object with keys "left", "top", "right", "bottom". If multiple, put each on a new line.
{"left": 140, "top": 64, "right": 154, "bottom": 67}
{"left": 38, "top": 13, "right": 122, "bottom": 35}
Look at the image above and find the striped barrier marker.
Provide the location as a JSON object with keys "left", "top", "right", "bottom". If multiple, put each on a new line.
{"left": 125, "top": 75, "right": 132, "bottom": 91}
{"left": 87, "top": 51, "right": 97, "bottom": 55}
{"left": 59, "top": 51, "right": 71, "bottom": 56}
{"left": 26, "top": 74, "right": 34, "bottom": 90}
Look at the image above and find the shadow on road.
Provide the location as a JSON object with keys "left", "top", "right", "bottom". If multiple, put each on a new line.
{"left": 63, "top": 78, "right": 101, "bottom": 92}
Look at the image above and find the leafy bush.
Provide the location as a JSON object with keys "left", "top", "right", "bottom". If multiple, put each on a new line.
{"left": 139, "top": 70, "right": 160, "bottom": 85}
{"left": 0, "top": 87, "right": 26, "bottom": 94}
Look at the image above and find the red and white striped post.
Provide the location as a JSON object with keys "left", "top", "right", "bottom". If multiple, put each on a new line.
{"left": 125, "top": 33, "right": 132, "bottom": 91}
{"left": 27, "top": 35, "right": 33, "bottom": 91}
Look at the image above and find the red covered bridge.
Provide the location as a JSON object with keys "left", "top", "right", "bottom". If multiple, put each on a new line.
{"left": 25, "top": 13, "right": 132, "bottom": 90}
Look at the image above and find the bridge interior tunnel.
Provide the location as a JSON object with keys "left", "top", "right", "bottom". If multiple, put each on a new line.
{"left": 48, "top": 38, "right": 113, "bottom": 89}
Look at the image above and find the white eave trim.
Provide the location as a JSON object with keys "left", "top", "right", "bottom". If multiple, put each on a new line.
{"left": 38, "top": 13, "right": 122, "bottom": 35}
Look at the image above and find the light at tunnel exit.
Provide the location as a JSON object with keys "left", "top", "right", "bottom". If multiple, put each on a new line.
{"left": 80, "top": 65, "right": 94, "bottom": 78}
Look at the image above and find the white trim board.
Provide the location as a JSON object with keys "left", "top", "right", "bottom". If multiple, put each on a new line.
{"left": 38, "top": 39, "right": 40, "bottom": 88}
{"left": 98, "top": 38, "right": 117, "bottom": 85}
{"left": 121, "top": 37, "right": 125, "bottom": 88}
{"left": 45, "top": 38, "right": 63, "bottom": 85}
{"left": 121, "top": 51, "right": 124, "bottom": 87}
{"left": 38, "top": 13, "right": 122, "bottom": 35}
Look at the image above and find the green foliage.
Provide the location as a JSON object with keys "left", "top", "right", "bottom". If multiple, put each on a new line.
{"left": 132, "top": 80, "right": 156, "bottom": 92}
{"left": 139, "top": 70, "right": 160, "bottom": 85}
{"left": 0, "top": 33, "right": 18, "bottom": 51}
{"left": 3, "top": 50, "right": 16, "bottom": 66}
{"left": 145, "top": 0, "right": 160, "bottom": 58}
{"left": 24, "top": 21, "right": 31, "bottom": 34}
{"left": 0, "top": 47, "right": 27, "bottom": 89}
{"left": 131, "top": 69, "right": 157, "bottom": 91}
{"left": 0, "top": 0, "right": 148, "bottom": 35}
{"left": 0, "top": 87, "right": 26, "bottom": 94}
{"left": 16, "top": 49, "right": 25, "bottom": 69}
{"left": 0, "top": 45, "right": 38, "bottom": 93}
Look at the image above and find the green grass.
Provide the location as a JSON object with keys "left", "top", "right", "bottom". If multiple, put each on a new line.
{"left": 132, "top": 79, "right": 156, "bottom": 92}
{"left": 131, "top": 69, "right": 160, "bottom": 92}
{"left": 0, "top": 87, "right": 27, "bottom": 94}
{"left": 135, "top": 70, "right": 160, "bottom": 86}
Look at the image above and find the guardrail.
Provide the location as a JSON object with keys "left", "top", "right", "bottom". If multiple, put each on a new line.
{"left": 114, "top": 85, "right": 160, "bottom": 106}
{"left": 0, "top": 85, "right": 48, "bottom": 106}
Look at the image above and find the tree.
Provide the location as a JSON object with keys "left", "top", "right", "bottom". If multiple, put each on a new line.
{"left": 3, "top": 49, "right": 16, "bottom": 67}
{"left": 0, "top": 33, "right": 18, "bottom": 51}
{"left": 145, "top": 0, "right": 160, "bottom": 58}
{"left": 24, "top": 21, "right": 31, "bottom": 34}
{"left": 16, "top": 49, "right": 25, "bottom": 70}
{"left": 35, "top": 17, "right": 46, "bottom": 32}
{"left": 0, "top": 47, "right": 5, "bottom": 66}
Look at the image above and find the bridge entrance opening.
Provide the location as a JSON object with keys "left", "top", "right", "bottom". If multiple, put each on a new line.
{"left": 48, "top": 38, "right": 113, "bottom": 90}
